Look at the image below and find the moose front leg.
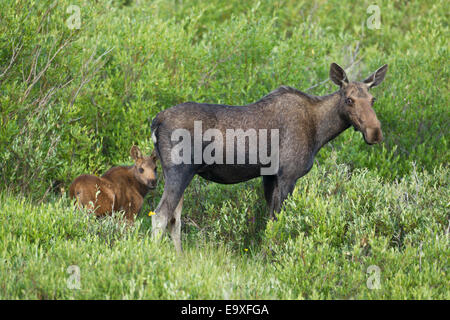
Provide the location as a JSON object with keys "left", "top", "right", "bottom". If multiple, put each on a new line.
{"left": 270, "top": 174, "right": 297, "bottom": 219}
{"left": 263, "top": 175, "right": 278, "bottom": 219}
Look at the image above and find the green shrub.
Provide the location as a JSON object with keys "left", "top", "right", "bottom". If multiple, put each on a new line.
{"left": 0, "top": 164, "right": 447, "bottom": 299}
{"left": 1, "top": 0, "right": 448, "bottom": 197}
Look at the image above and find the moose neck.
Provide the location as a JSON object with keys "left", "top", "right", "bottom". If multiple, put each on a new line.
{"left": 313, "top": 91, "right": 350, "bottom": 152}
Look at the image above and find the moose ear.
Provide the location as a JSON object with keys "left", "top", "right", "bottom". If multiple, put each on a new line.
{"left": 330, "top": 63, "right": 349, "bottom": 88}
{"left": 130, "top": 145, "right": 143, "bottom": 161}
{"left": 363, "top": 64, "right": 388, "bottom": 88}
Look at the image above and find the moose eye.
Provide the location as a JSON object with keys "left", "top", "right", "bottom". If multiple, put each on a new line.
{"left": 345, "top": 97, "right": 354, "bottom": 105}
{"left": 139, "top": 168, "right": 144, "bottom": 173}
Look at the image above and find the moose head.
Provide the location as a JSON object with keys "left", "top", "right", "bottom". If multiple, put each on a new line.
{"left": 330, "top": 63, "right": 388, "bottom": 145}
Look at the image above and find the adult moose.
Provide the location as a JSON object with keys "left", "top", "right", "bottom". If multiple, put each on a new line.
{"left": 69, "top": 146, "right": 158, "bottom": 223}
{"left": 151, "top": 62, "right": 388, "bottom": 252}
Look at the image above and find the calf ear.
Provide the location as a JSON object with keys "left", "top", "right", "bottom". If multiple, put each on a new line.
{"left": 330, "top": 63, "right": 349, "bottom": 88}
{"left": 150, "top": 149, "right": 158, "bottom": 163}
{"left": 130, "top": 145, "right": 143, "bottom": 161}
{"left": 363, "top": 64, "right": 388, "bottom": 88}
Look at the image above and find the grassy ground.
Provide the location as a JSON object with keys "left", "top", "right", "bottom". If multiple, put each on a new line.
{"left": 0, "top": 0, "right": 448, "bottom": 299}
{"left": 1, "top": 161, "right": 448, "bottom": 299}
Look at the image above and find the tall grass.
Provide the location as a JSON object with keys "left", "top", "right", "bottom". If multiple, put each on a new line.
{"left": 1, "top": 163, "right": 448, "bottom": 299}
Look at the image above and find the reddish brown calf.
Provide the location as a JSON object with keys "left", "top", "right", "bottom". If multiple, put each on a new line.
{"left": 69, "top": 146, "right": 158, "bottom": 223}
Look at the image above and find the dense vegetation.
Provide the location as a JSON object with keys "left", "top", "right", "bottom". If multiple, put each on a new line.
{"left": 0, "top": 0, "right": 448, "bottom": 299}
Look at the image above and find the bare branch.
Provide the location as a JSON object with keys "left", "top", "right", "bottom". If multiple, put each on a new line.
{"left": 20, "top": 32, "right": 76, "bottom": 103}
{"left": 68, "top": 47, "right": 115, "bottom": 109}
{"left": 0, "top": 41, "right": 24, "bottom": 81}
{"left": 306, "top": 41, "right": 364, "bottom": 92}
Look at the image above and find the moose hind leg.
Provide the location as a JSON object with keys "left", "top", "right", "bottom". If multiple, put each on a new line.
{"left": 152, "top": 166, "right": 193, "bottom": 242}
{"left": 168, "top": 197, "right": 183, "bottom": 253}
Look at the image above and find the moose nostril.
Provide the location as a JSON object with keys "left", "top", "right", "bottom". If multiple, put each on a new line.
{"left": 366, "top": 128, "right": 383, "bottom": 143}
{"left": 377, "top": 130, "right": 383, "bottom": 142}
{"left": 374, "top": 128, "right": 383, "bottom": 142}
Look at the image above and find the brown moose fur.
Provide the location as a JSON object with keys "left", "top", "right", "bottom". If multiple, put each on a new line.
{"left": 69, "top": 146, "right": 157, "bottom": 223}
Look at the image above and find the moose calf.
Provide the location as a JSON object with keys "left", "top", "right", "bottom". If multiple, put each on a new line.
{"left": 69, "top": 146, "right": 158, "bottom": 223}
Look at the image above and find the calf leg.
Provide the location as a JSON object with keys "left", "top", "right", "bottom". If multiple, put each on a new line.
{"left": 168, "top": 197, "right": 183, "bottom": 253}
{"left": 123, "top": 194, "right": 143, "bottom": 224}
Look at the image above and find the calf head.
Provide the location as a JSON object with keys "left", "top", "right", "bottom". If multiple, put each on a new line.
{"left": 330, "top": 63, "right": 388, "bottom": 145}
{"left": 130, "top": 145, "right": 158, "bottom": 189}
